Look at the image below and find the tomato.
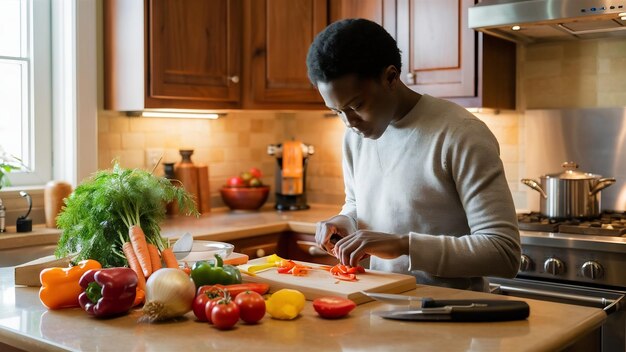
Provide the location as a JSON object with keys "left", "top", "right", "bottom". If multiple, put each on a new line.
{"left": 234, "top": 291, "right": 266, "bottom": 324}
{"left": 313, "top": 296, "right": 356, "bottom": 319}
{"left": 249, "top": 167, "right": 262, "bottom": 179}
{"left": 198, "top": 283, "right": 269, "bottom": 298}
{"left": 192, "top": 293, "right": 213, "bottom": 322}
{"left": 211, "top": 300, "right": 240, "bottom": 330}
{"left": 203, "top": 297, "right": 223, "bottom": 324}
{"left": 227, "top": 176, "right": 245, "bottom": 187}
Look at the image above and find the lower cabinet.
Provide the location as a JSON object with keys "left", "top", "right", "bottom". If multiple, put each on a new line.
{"left": 229, "top": 232, "right": 338, "bottom": 265}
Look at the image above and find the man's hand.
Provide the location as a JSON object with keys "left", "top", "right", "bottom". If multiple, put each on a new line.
{"left": 334, "top": 230, "right": 410, "bottom": 267}
{"left": 315, "top": 215, "right": 357, "bottom": 254}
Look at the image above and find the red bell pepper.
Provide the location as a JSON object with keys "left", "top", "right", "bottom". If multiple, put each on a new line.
{"left": 78, "top": 268, "right": 138, "bottom": 318}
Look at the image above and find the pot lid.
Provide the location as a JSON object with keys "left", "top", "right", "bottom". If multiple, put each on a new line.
{"left": 542, "top": 162, "right": 600, "bottom": 180}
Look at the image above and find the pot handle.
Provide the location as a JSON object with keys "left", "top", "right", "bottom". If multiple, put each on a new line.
{"left": 589, "top": 178, "right": 616, "bottom": 196}
{"left": 521, "top": 179, "right": 547, "bottom": 199}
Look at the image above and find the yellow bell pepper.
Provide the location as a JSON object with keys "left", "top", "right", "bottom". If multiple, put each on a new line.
{"left": 247, "top": 254, "right": 284, "bottom": 274}
{"left": 39, "top": 259, "right": 102, "bottom": 309}
{"left": 265, "top": 288, "right": 306, "bottom": 320}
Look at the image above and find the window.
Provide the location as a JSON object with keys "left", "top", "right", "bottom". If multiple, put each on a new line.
{"left": 0, "top": 0, "right": 51, "bottom": 187}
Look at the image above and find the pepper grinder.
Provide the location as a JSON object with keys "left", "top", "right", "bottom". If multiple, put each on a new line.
{"left": 16, "top": 191, "right": 32, "bottom": 233}
{"left": 0, "top": 197, "right": 5, "bottom": 233}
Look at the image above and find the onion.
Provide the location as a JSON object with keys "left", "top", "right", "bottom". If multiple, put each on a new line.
{"left": 142, "top": 268, "right": 196, "bottom": 322}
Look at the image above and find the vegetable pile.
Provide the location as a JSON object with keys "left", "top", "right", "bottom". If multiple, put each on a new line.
{"left": 55, "top": 163, "right": 198, "bottom": 268}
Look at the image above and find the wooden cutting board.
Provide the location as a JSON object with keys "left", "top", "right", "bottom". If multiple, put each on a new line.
{"left": 238, "top": 257, "right": 416, "bottom": 305}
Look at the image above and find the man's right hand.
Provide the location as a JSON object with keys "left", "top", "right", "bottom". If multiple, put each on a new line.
{"left": 315, "top": 215, "right": 357, "bottom": 255}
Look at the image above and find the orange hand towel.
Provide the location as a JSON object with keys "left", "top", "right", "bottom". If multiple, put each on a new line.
{"left": 282, "top": 141, "right": 303, "bottom": 178}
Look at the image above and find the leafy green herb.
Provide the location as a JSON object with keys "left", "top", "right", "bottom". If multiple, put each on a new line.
{"left": 56, "top": 163, "right": 198, "bottom": 267}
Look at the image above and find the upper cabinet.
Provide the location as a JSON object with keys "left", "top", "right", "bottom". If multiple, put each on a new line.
{"left": 104, "top": 0, "right": 513, "bottom": 111}
{"left": 148, "top": 0, "right": 242, "bottom": 109}
{"left": 396, "top": 0, "right": 516, "bottom": 110}
{"left": 242, "top": 0, "right": 327, "bottom": 109}
{"left": 329, "top": 0, "right": 396, "bottom": 37}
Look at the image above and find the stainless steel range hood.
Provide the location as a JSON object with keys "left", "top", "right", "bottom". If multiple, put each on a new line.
{"left": 469, "top": 0, "right": 626, "bottom": 43}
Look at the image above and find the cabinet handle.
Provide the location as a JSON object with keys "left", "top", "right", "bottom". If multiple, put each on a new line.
{"left": 296, "top": 240, "right": 329, "bottom": 257}
{"left": 228, "top": 75, "right": 240, "bottom": 84}
{"left": 256, "top": 248, "right": 265, "bottom": 258}
{"left": 406, "top": 72, "right": 415, "bottom": 84}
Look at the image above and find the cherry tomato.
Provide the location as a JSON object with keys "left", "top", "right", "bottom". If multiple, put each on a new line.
{"left": 204, "top": 297, "right": 222, "bottom": 324}
{"left": 234, "top": 291, "right": 266, "bottom": 324}
{"left": 313, "top": 296, "right": 356, "bottom": 319}
{"left": 192, "top": 293, "right": 213, "bottom": 322}
{"left": 211, "top": 300, "right": 240, "bottom": 330}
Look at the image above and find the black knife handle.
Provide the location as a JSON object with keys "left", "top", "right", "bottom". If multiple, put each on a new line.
{"left": 422, "top": 299, "right": 530, "bottom": 322}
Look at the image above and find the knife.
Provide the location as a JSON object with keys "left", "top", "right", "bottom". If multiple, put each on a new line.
{"left": 362, "top": 292, "right": 530, "bottom": 322}
{"left": 375, "top": 299, "right": 530, "bottom": 322}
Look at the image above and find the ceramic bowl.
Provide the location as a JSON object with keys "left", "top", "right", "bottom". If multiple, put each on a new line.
{"left": 219, "top": 186, "right": 270, "bottom": 210}
{"left": 173, "top": 240, "right": 234, "bottom": 263}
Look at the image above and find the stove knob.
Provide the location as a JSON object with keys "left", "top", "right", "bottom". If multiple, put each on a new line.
{"left": 581, "top": 261, "right": 604, "bottom": 280}
{"left": 519, "top": 254, "right": 533, "bottom": 272}
{"left": 544, "top": 258, "right": 565, "bottom": 276}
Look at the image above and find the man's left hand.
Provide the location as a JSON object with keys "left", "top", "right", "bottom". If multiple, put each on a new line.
{"left": 333, "top": 230, "right": 409, "bottom": 267}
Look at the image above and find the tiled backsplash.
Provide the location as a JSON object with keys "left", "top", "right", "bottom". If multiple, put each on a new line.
{"left": 98, "top": 108, "right": 523, "bottom": 209}
{"left": 522, "top": 37, "right": 626, "bottom": 108}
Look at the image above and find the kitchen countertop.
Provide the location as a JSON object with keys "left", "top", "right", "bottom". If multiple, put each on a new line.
{"left": 0, "top": 267, "right": 606, "bottom": 352}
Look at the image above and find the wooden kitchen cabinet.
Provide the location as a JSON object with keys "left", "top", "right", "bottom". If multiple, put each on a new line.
{"left": 329, "top": 0, "right": 397, "bottom": 38}
{"left": 242, "top": 0, "right": 328, "bottom": 109}
{"left": 396, "top": 0, "right": 516, "bottom": 109}
{"left": 147, "top": 0, "right": 242, "bottom": 109}
{"left": 228, "top": 233, "right": 285, "bottom": 260}
{"left": 104, "top": 0, "right": 242, "bottom": 111}
{"left": 228, "top": 232, "right": 338, "bottom": 265}
{"left": 283, "top": 232, "right": 339, "bottom": 266}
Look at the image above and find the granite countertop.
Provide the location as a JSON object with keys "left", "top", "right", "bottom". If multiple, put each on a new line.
{"left": 0, "top": 267, "right": 606, "bottom": 352}
{"left": 0, "top": 206, "right": 608, "bottom": 351}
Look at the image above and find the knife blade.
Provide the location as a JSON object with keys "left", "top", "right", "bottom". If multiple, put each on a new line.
{"left": 361, "top": 292, "right": 432, "bottom": 307}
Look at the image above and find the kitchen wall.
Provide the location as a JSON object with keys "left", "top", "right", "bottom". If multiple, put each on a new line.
{"left": 98, "top": 36, "right": 626, "bottom": 211}
{"left": 97, "top": 109, "right": 522, "bottom": 209}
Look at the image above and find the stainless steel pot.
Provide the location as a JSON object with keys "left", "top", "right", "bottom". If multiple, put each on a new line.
{"left": 521, "top": 162, "right": 616, "bottom": 219}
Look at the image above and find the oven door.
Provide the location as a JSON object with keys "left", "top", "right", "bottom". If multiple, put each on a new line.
{"left": 489, "top": 277, "right": 626, "bottom": 352}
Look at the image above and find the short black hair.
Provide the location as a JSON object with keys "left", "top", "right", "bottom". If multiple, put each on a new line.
{"left": 306, "top": 18, "right": 401, "bottom": 85}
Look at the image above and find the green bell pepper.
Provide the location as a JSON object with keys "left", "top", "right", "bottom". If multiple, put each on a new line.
{"left": 190, "top": 254, "right": 242, "bottom": 288}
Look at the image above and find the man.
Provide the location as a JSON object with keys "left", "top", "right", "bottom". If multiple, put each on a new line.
{"left": 307, "top": 18, "right": 520, "bottom": 291}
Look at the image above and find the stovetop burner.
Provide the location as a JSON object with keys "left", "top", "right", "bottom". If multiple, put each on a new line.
{"left": 518, "top": 211, "right": 626, "bottom": 237}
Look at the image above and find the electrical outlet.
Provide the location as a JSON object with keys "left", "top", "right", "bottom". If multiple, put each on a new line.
{"left": 145, "top": 148, "right": 165, "bottom": 172}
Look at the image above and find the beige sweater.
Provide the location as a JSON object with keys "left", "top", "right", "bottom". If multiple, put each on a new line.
{"left": 339, "top": 94, "right": 521, "bottom": 291}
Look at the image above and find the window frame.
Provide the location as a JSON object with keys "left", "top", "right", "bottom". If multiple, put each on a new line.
{"left": 2, "top": 0, "right": 52, "bottom": 187}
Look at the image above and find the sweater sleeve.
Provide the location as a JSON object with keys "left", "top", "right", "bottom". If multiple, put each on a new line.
{"left": 339, "top": 130, "right": 358, "bottom": 225}
{"left": 408, "top": 119, "right": 521, "bottom": 278}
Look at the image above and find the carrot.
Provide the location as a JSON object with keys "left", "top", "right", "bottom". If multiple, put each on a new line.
{"left": 133, "top": 288, "right": 145, "bottom": 307}
{"left": 129, "top": 225, "right": 152, "bottom": 277}
{"left": 147, "top": 243, "right": 162, "bottom": 273}
{"left": 161, "top": 247, "right": 179, "bottom": 269}
{"left": 123, "top": 242, "right": 146, "bottom": 290}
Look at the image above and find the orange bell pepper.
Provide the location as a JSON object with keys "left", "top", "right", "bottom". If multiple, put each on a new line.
{"left": 39, "top": 259, "right": 102, "bottom": 309}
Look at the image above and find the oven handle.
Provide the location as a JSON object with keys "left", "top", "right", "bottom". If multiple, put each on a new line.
{"left": 497, "top": 284, "right": 622, "bottom": 314}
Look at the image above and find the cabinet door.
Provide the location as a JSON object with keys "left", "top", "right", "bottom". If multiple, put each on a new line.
{"left": 329, "top": 0, "right": 396, "bottom": 38}
{"left": 243, "top": 0, "right": 327, "bottom": 109}
{"left": 397, "top": 0, "right": 476, "bottom": 98}
{"left": 285, "top": 232, "right": 339, "bottom": 266}
{"left": 148, "top": 0, "right": 242, "bottom": 109}
{"left": 228, "top": 233, "right": 282, "bottom": 260}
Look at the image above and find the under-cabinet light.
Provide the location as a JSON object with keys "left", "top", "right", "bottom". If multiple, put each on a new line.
{"left": 511, "top": 25, "right": 521, "bottom": 31}
{"left": 127, "top": 110, "right": 224, "bottom": 119}
{"left": 619, "top": 12, "right": 626, "bottom": 17}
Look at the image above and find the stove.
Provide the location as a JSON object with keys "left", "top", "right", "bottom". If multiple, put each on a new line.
{"left": 516, "top": 211, "right": 626, "bottom": 288}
